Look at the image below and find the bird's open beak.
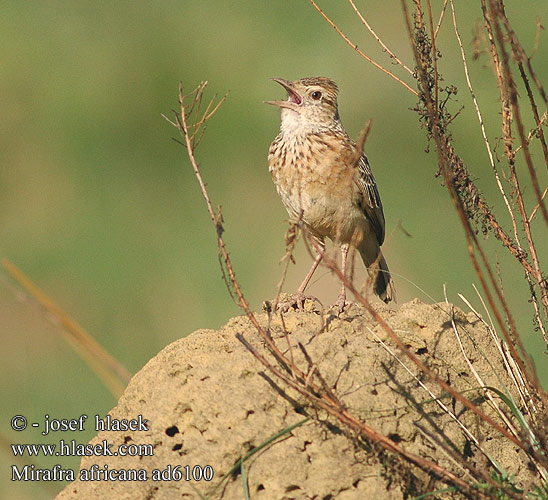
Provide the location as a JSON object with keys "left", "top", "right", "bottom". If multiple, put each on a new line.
{"left": 264, "top": 78, "right": 303, "bottom": 110}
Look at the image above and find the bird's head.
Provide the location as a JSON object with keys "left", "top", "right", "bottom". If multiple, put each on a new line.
{"left": 266, "top": 76, "right": 341, "bottom": 134}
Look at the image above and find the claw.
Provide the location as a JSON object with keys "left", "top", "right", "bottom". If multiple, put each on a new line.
{"left": 330, "top": 293, "right": 348, "bottom": 315}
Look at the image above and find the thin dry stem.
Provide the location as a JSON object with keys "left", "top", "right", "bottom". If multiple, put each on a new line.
{"left": 347, "top": 0, "right": 414, "bottom": 75}
{"left": 307, "top": 0, "right": 418, "bottom": 96}
{"left": 529, "top": 186, "right": 548, "bottom": 223}
{"left": 425, "top": 0, "right": 439, "bottom": 109}
{"left": 2, "top": 259, "right": 131, "bottom": 397}
{"left": 272, "top": 220, "right": 302, "bottom": 313}
{"left": 434, "top": 0, "right": 449, "bottom": 40}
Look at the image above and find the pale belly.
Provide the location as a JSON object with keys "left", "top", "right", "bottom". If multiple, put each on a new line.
{"left": 274, "top": 170, "right": 368, "bottom": 244}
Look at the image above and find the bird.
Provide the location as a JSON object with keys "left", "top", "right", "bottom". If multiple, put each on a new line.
{"left": 266, "top": 76, "right": 394, "bottom": 311}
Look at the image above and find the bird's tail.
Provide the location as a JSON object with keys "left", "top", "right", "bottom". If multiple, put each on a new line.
{"left": 359, "top": 243, "right": 395, "bottom": 303}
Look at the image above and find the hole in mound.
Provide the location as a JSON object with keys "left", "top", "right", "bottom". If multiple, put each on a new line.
{"left": 463, "top": 439, "right": 474, "bottom": 458}
{"left": 326, "top": 422, "right": 342, "bottom": 434}
{"left": 165, "top": 425, "right": 179, "bottom": 437}
{"left": 388, "top": 433, "right": 403, "bottom": 443}
{"left": 172, "top": 443, "right": 182, "bottom": 451}
{"left": 416, "top": 346, "right": 428, "bottom": 355}
{"left": 294, "top": 406, "right": 307, "bottom": 415}
{"left": 231, "top": 460, "right": 242, "bottom": 479}
{"left": 256, "top": 484, "right": 265, "bottom": 491}
{"left": 285, "top": 485, "right": 301, "bottom": 492}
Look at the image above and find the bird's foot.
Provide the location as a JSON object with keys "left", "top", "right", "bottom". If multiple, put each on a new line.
{"left": 274, "top": 292, "right": 322, "bottom": 313}
{"left": 330, "top": 293, "right": 349, "bottom": 315}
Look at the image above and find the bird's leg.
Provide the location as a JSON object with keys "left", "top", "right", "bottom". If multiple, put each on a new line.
{"left": 277, "top": 252, "right": 322, "bottom": 312}
{"left": 332, "top": 243, "right": 349, "bottom": 314}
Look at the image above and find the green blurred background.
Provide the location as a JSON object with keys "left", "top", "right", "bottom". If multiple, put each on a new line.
{"left": 1, "top": 1, "right": 546, "bottom": 498}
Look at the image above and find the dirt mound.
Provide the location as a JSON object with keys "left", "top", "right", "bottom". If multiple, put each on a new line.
{"left": 55, "top": 298, "right": 533, "bottom": 499}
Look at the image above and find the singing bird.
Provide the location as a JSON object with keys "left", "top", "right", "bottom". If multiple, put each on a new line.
{"left": 266, "top": 76, "right": 394, "bottom": 311}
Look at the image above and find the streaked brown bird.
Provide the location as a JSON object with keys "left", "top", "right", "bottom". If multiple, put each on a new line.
{"left": 266, "top": 76, "right": 394, "bottom": 311}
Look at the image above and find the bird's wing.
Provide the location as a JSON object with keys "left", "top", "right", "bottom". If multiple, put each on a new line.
{"left": 355, "top": 153, "right": 385, "bottom": 245}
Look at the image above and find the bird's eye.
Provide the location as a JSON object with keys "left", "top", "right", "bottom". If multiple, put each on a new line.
{"left": 311, "top": 91, "right": 322, "bottom": 100}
